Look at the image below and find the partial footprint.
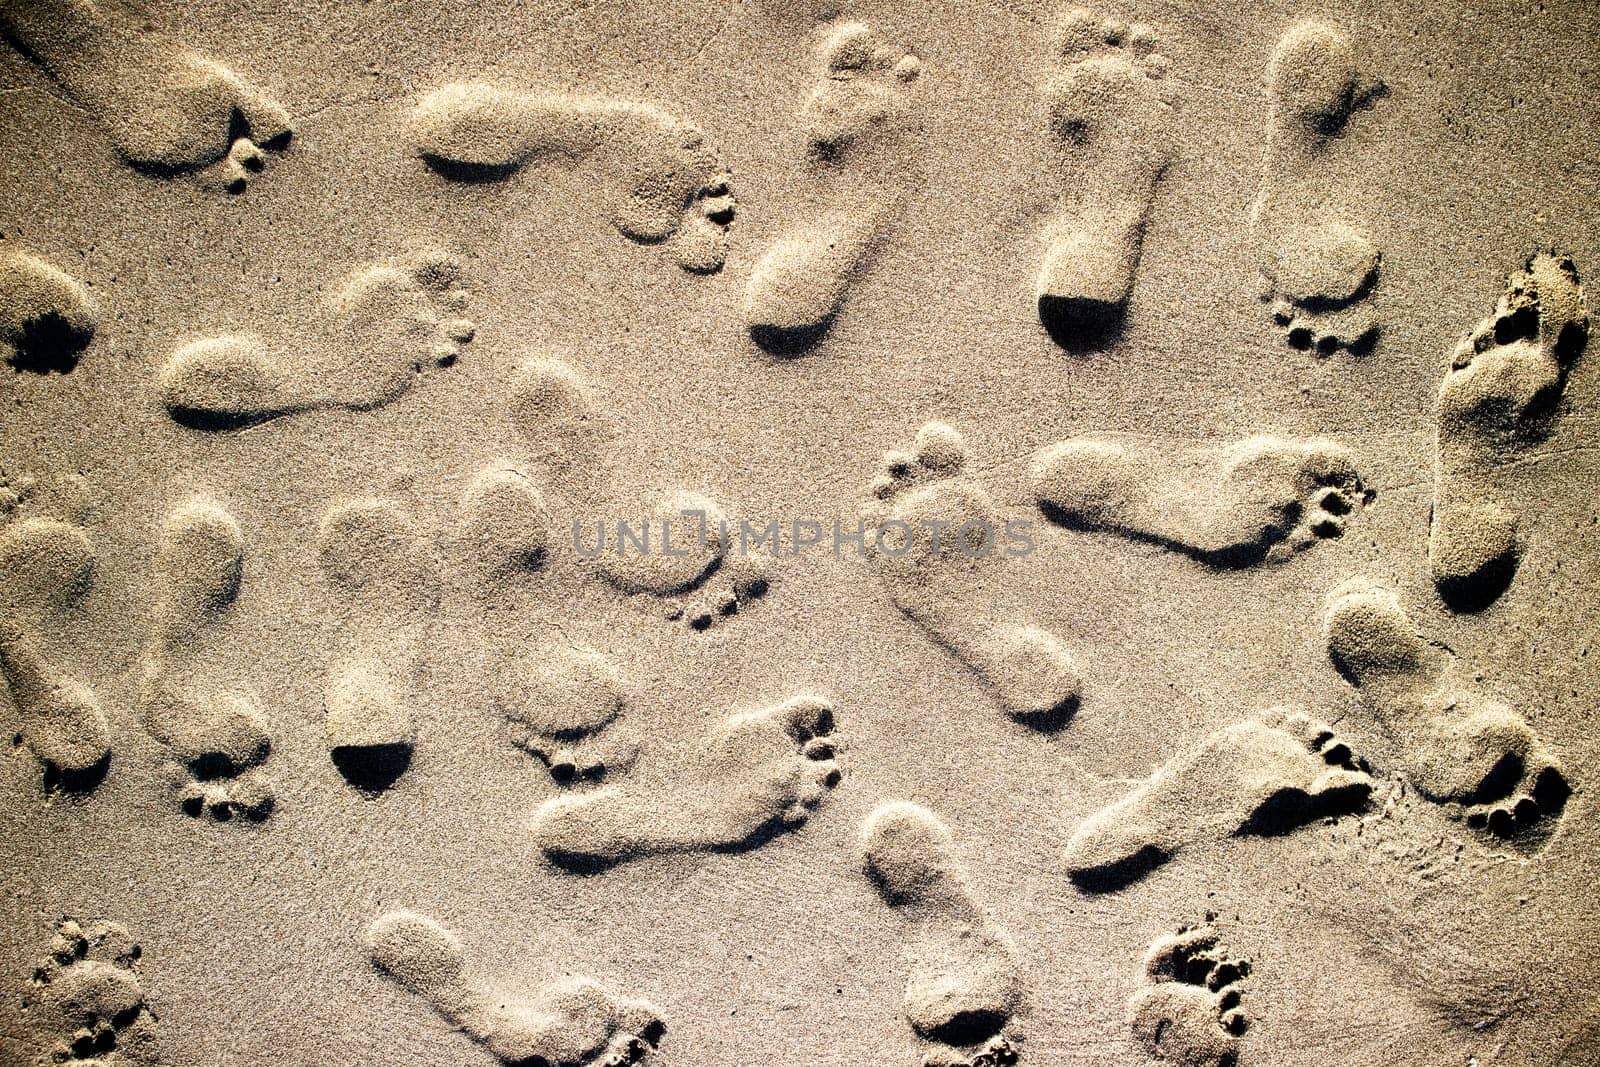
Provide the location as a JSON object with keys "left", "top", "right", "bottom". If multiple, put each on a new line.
{"left": 0, "top": 497, "right": 110, "bottom": 791}
{"left": 1037, "top": 8, "right": 1175, "bottom": 348}
{"left": 23, "top": 918, "right": 159, "bottom": 1066}
{"left": 138, "top": 498, "right": 274, "bottom": 821}
{"left": 1324, "top": 577, "right": 1569, "bottom": 842}
{"left": 1430, "top": 251, "right": 1589, "bottom": 610}
{"left": 0, "top": 0, "right": 291, "bottom": 189}
{"left": 1, "top": 248, "right": 98, "bottom": 374}
{"left": 318, "top": 498, "right": 438, "bottom": 792}
{"left": 862, "top": 802, "right": 1023, "bottom": 1067}
{"left": 1064, "top": 707, "right": 1371, "bottom": 892}
{"left": 158, "top": 249, "right": 474, "bottom": 431}
{"left": 1031, "top": 434, "right": 1367, "bottom": 567}
{"left": 1128, "top": 924, "right": 1249, "bottom": 1067}
{"left": 530, "top": 695, "right": 841, "bottom": 870}
{"left": 509, "top": 355, "right": 775, "bottom": 628}
{"left": 366, "top": 910, "right": 664, "bottom": 1066}
{"left": 743, "top": 20, "right": 922, "bottom": 353}
{"left": 1250, "top": 21, "right": 1386, "bottom": 353}
{"left": 861, "top": 422, "right": 1081, "bottom": 730}
{"left": 496, "top": 644, "right": 639, "bottom": 786}
{"left": 409, "top": 84, "right": 734, "bottom": 272}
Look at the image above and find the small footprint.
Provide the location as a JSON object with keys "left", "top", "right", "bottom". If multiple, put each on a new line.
{"left": 861, "top": 802, "right": 1023, "bottom": 1067}
{"left": 1, "top": 248, "right": 98, "bottom": 375}
{"left": 862, "top": 422, "right": 1082, "bottom": 730}
{"left": 409, "top": 85, "right": 735, "bottom": 273}
{"left": 138, "top": 497, "right": 275, "bottom": 821}
{"left": 495, "top": 643, "right": 638, "bottom": 786}
{"left": 1129, "top": 924, "right": 1249, "bottom": 1067}
{"left": 0, "top": 0, "right": 291, "bottom": 190}
{"left": 744, "top": 20, "right": 922, "bottom": 353}
{"left": 1031, "top": 434, "right": 1368, "bottom": 567}
{"left": 1038, "top": 8, "right": 1175, "bottom": 349}
{"left": 318, "top": 497, "right": 439, "bottom": 792}
{"left": 530, "top": 695, "right": 841, "bottom": 870}
{"left": 158, "top": 249, "right": 474, "bottom": 431}
{"left": 1250, "top": 21, "right": 1387, "bottom": 353}
{"left": 1324, "top": 577, "right": 1570, "bottom": 842}
{"left": 0, "top": 487, "right": 110, "bottom": 791}
{"left": 366, "top": 910, "right": 664, "bottom": 1066}
{"left": 1064, "top": 707, "right": 1371, "bottom": 892}
{"left": 23, "top": 918, "right": 159, "bottom": 1066}
{"left": 1430, "top": 251, "right": 1589, "bottom": 611}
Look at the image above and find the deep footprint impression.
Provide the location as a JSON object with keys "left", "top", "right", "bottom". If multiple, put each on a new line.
{"left": 1128, "top": 924, "right": 1249, "bottom": 1067}
{"left": 24, "top": 918, "right": 159, "bottom": 1066}
{"left": 862, "top": 801, "right": 1024, "bottom": 1067}
{"left": 744, "top": 20, "right": 922, "bottom": 352}
{"left": 409, "top": 84, "right": 734, "bottom": 273}
{"left": 1429, "top": 251, "right": 1589, "bottom": 610}
{"left": 158, "top": 249, "right": 474, "bottom": 431}
{"left": 366, "top": 910, "right": 664, "bottom": 1066}
{"left": 1037, "top": 7, "right": 1175, "bottom": 348}
{"left": 1, "top": 248, "right": 98, "bottom": 374}
{"left": 530, "top": 695, "right": 841, "bottom": 869}
{"left": 1063, "top": 707, "right": 1371, "bottom": 891}
{"left": 1031, "top": 434, "right": 1367, "bottom": 567}
{"left": 138, "top": 498, "right": 275, "bottom": 821}
{"left": 1324, "top": 577, "right": 1569, "bottom": 841}
{"left": 1250, "top": 21, "right": 1386, "bottom": 353}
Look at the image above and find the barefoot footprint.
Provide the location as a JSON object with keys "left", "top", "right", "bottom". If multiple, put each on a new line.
{"left": 508, "top": 355, "right": 775, "bottom": 629}
{"left": 1324, "top": 577, "right": 1570, "bottom": 842}
{"left": 409, "top": 84, "right": 735, "bottom": 273}
{"left": 1250, "top": 21, "right": 1386, "bottom": 353}
{"left": 861, "top": 801, "right": 1024, "bottom": 1067}
{"left": 1430, "top": 251, "right": 1589, "bottom": 610}
{"left": 138, "top": 498, "right": 275, "bottom": 821}
{"left": 1128, "top": 924, "right": 1249, "bottom": 1067}
{"left": 530, "top": 695, "right": 841, "bottom": 869}
{"left": 1063, "top": 707, "right": 1371, "bottom": 892}
{"left": 366, "top": 910, "right": 665, "bottom": 1066}
{"left": 862, "top": 422, "right": 1082, "bottom": 730}
{"left": 318, "top": 497, "right": 438, "bottom": 792}
{"left": 1037, "top": 8, "right": 1175, "bottom": 348}
{"left": 158, "top": 249, "right": 474, "bottom": 431}
{"left": 1, "top": 248, "right": 99, "bottom": 375}
{"left": 23, "top": 918, "right": 159, "bottom": 1066}
{"left": 0, "top": 0, "right": 291, "bottom": 190}
{"left": 1030, "top": 434, "right": 1368, "bottom": 567}
{"left": 0, "top": 489, "right": 110, "bottom": 791}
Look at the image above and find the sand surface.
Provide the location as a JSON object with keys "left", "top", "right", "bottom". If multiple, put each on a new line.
{"left": 2, "top": 0, "right": 1599, "bottom": 1064}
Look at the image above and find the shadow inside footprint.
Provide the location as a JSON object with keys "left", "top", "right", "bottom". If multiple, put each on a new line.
{"left": 37, "top": 745, "right": 111, "bottom": 795}
{"left": 331, "top": 742, "right": 414, "bottom": 794}
{"left": 1066, "top": 843, "right": 1167, "bottom": 894}
{"left": 9, "top": 312, "right": 95, "bottom": 375}
{"left": 1038, "top": 294, "right": 1129, "bottom": 353}
{"left": 750, "top": 319, "right": 834, "bottom": 357}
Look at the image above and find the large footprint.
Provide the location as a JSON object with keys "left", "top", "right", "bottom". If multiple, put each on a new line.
{"left": 0, "top": 248, "right": 99, "bottom": 375}
{"left": 862, "top": 422, "right": 1082, "bottom": 730}
{"left": 530, "top": 695, "right": 842, "bottom": 870}
{"left": 158, "top": 249, "right": 474, "bottom": 431}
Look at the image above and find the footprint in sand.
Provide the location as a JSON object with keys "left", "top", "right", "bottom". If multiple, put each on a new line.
{"left": 1250, "top": 21, "right": 1387, "bottom": 354}
{"left": 743, "top": 20, "right": 922, "bottom": 353}
{"left": 409, "top": 84, "right": 735, "bottom": 273}
{"left": 508, "top": 355, "right": 775, "bottom": 629}
{"left": 0, "top": 0, "right": 291, "bottom": 190}
{"left": 1064, "top": 707, "right": 1371, "bottom": 892}
{"left": 1128, "top": 924, "right": 1249, "bottom": 1067}
{"left": 317, "top": 497, "right": 439, "bottom": 793}
{"left": 1037, "top": 8, "right": 1175, "bottom": 349}
{"left": 23, "top": 918, "right": 160, "bottom": 1066}
{"left": 366, "top": 910, "right": 664, "bottom": 1067}
{"left": 1430, "top": 251, "right": 1589, "bottom": 611}
{"left": 1030, "top": 434, "right": 1368, "bottom": 567}
{"left": 158, "top": 249, "right": 475, "bottom": 432}
{"left": 861, "top": 802, "right": 1024, "bottom": 1067}
{"left": 861, "top": 422, "right": 1082, "bottom": 730}
{"left": 530, "top": 695, "right": 841, "bottom": 870}
{"left": 1324, "top": 577, "right": 1570, "bottom": 842}
{"left": 138, "top": 498, "right": 274, "bottom": 821}
{"left": 0, "top": 491, "right": 110, "bottom": 791}
{"left": 1, "top": 248, "right": 99, "bottom": 375}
